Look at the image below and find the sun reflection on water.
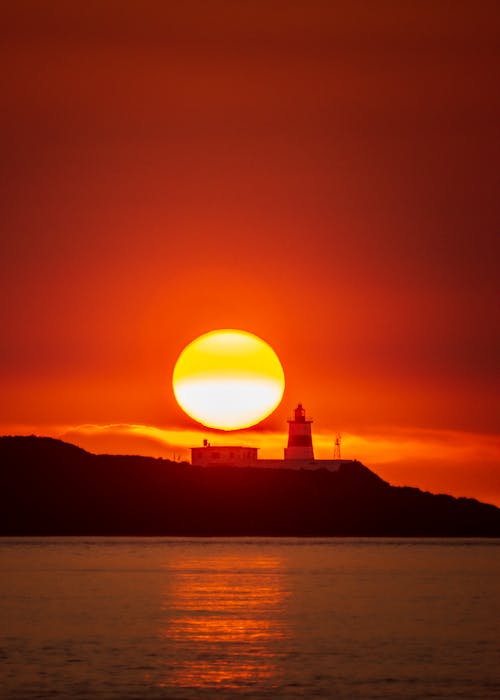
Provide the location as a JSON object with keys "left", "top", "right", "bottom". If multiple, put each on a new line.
{"left": 158, "top": 553, "right": 289, "bottom": 689}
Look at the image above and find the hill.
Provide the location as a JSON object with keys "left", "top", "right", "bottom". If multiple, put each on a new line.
{"left": 1, "top": 435, "right": 499, "bottom": 536}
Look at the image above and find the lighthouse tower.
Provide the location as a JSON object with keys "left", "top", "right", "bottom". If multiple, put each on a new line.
{"left": 284, "top": 403, "right": 314, "bottom": 461}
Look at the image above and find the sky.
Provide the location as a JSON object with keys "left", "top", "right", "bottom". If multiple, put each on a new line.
{"left": 2, "top": 1, "right": 499, "bottom": 505}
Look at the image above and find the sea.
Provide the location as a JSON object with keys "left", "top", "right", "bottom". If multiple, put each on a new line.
{"left": 1, "top": 538, "right": 499, "bottom": 699}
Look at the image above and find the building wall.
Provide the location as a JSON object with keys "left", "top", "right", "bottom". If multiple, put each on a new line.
{"left": 191, "top": 446, "right": 354, "bottom": 471}
{"left": 191, "top": 446, "right": 258, "bottom": 467}
{"left": 258, "top": 459, "right": 348, "bottom": 472}
{"left": 284, "top": 446, "right": 315, "bottom": 460}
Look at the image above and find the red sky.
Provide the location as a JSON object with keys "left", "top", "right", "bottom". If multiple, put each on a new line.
{"left": 2, "top": 2, "right": 499, "bottom": 505}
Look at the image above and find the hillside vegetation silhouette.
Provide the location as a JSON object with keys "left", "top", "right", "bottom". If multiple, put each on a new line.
{"left": 1, "top": 436, "right": 499, "bottom": 536}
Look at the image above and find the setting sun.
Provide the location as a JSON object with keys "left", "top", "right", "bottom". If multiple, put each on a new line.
{"left": 172, "top": 330, "right": 285, "bottom": 430}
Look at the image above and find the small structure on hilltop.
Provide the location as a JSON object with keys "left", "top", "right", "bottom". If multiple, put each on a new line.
{"left": 190, "top": 404, "right": 353, "bottom": 472}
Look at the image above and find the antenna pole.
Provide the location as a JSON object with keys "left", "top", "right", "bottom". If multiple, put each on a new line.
{"left": 333, "top": 433, "right": 341, "bottom": 461}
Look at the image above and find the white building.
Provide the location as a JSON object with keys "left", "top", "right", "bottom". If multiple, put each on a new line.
{"left": 191, "top": 441, "right": 258, "bottom": 467}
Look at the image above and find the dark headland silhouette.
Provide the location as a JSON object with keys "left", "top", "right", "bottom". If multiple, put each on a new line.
{"left": 1, "top": 435, "right": 499, "bottom": 536}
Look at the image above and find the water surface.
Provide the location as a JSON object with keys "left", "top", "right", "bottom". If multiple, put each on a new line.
{"left": 1, "top": 538, "right": 499, "bottom": 699}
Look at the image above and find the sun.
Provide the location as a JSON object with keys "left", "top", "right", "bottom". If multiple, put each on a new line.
{"left": 172, "top": 329, "right": 285, "bottom": 430}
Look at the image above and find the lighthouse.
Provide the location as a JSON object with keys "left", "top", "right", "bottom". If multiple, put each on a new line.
{"left": 284, "top": 403, "right": 314, "bottom": 461}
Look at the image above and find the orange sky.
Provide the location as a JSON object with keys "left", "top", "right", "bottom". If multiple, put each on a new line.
{"left": 1, "top": 2, "right": 499, "bottom": 505}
